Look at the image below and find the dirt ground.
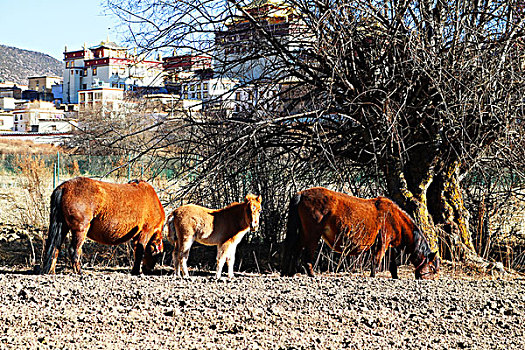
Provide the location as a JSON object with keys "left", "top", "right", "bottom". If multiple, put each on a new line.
{"left": 0, "top": 257, "right": 523, "bottom": 350}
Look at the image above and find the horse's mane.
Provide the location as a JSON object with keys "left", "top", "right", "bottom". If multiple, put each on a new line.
{"left": 396, "top": 204, "right": 433, "bottom": 259}
{"left": 213, "top": 201, "right": 245, "bottom": 214}
{"left": 379, "top": 197, "right": 432, "bottom": 258}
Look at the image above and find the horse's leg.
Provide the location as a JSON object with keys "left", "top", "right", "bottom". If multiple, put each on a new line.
{"left": 225, "top": 242, "right": 238, "bottom": 278}
{"left": 68, "top": 224, "right": 89, "bottom": 274}
{"left": 370, "top": 231, "right": 389, "bottom": 278}
{"left": 179, "top": 235, "right": 194, "bottom": 278}
{"left": 216, "top": 242, "right": 230, "bottom": 279}
{"left": 142, "top": 233, "right": 162, "bottom": 275}
{"left": 171, "top": 239, "right": 180, "bottom": 277}
{"left": 131, "top": 239, "right": 145, "bottom": 275}
{"left": 133, "top": 229, "right": 158, "bottom": 275}
{"left": 388, "top": 248, "right": 399, "bottom": 279}
{"left": 48, "top": 225, "right": 69, "bottom": 274}
{"left": 370, "top": 245, "right": 377, "bottom": 278}
{"left": 168, "top": 218, "right": 180, "bottom": 276}
{"left": 303, "top": 239, "right": 319, "bottom": 277}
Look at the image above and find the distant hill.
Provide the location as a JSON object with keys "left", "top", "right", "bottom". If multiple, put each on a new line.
{"left": 0, "top": 45, "right": 63, "bottom": 86}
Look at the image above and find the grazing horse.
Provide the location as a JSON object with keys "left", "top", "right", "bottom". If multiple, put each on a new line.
{"left": 281, "top": 187, "right": 440, "bottom": 279}
{"left": 168, "top": 194, "right": 262, "bottom": 278}
{"left": 40, "top": 177, "right": 165, "bottom": 275}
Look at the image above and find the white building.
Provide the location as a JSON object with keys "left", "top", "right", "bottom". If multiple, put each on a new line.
{"left": 214, "top": 0, "right": 308, "bottom": 81}
{"left": 0, "top": 97, "right": 16, "bottom": 111}
{"left": 0, "top": 111, "right": 14, "bottom": 131}
{"left": 28, "top": 76, "right": 62, "bottom": 93}
{"left": 179, "top": 77, "right": 239, "bottom": 116}
{"left": 78, "top": 87, "right": 124, "bottom": 114}
{"left": 62, "top": 41, "right": 164, "bottom": 104}
{"left": 12, "top": 101, "right": 75, "bottom": 133}
{"left": 0, "top": 80, "right": 28, "bottom": 91}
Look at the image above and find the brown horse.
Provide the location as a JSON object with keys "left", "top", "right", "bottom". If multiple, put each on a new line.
{"left": 281, "top": 187, "right": 439, "bottom": 279}
{"left": 40, "top": 177, "right": 165, "bottom": 275}
{"left": 168, "top": 194, "right": 262, "bottom": 278}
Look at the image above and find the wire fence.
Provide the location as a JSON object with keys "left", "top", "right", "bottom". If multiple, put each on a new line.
{"left": 0, "top": 152, "right": 179, "bottom": 186}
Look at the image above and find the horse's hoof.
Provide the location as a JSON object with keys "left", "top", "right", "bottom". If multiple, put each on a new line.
{"left": 142, "top": 268, "right": 154, "bottom": 275}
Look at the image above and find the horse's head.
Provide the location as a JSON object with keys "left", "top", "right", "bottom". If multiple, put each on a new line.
{"left": 143, "top": 233, "right": 164, "bottom": 274}
{"left": 245, "top": 194, "right": 262, "bottom": 232}
{"left": 414, "top": 251, "right": 440, "bottom": 280}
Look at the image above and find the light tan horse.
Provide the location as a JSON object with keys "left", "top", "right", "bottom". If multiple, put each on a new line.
{"left": 168, "top": 194, "right": 262, "bottom": 278}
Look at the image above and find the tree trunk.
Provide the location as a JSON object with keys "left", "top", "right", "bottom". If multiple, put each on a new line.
{"left": 428, "top": 161, "right": 478, "bottom": 261}
{"left": 384, "top": 158, "right": 440, "bottom": 253}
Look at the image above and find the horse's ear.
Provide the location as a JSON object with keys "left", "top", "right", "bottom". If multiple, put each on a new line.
{"left": 428, "top": 251, "right": 437, "bottom": 262}
{"left": 257, "top": 195, "right": 262, "bottom": 203}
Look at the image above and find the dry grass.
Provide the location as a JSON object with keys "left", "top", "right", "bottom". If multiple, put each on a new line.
{"left": 12, "top": 155, "right": 53, "bottom": 229}
{"left": 0, "top": 139, "right": 61, "bottom": 155}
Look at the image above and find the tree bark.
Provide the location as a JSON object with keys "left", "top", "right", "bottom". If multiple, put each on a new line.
{"left": 428, "top": 161, "right": 478, "bottom": 261}
{"left": 384, "top": 157, "right": 440, "bottom": 253}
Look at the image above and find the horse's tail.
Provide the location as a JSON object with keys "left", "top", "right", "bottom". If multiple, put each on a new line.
{"left": 166, "top": 213, "right": 180, "bottom": 273}
{"left": 167, "top": 213, "right": 177, "bottom": 244}
{"left": 41, "top": 187, "right": 67, "bottom": 274}
{"left": 281, "top": 193, "right": 302, "bottom": 277}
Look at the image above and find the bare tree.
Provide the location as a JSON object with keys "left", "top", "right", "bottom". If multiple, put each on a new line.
{"left": 104, "top": 0, "right": 525, "bottom": 264}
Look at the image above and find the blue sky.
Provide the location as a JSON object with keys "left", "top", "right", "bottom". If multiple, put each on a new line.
{"left": 0, "top": 0, "right": 120, "bottom": 60}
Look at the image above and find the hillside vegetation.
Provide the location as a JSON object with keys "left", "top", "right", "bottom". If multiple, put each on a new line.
{"left": 0, "top": 44, "right": 63, "bottom": 85}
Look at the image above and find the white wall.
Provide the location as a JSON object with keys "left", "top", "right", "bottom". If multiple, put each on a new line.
{"left": 0, "top": 97, "right": 16, "bottom": 111}
{"left": 0, "top": 113, "right": 14, "bottom": 131}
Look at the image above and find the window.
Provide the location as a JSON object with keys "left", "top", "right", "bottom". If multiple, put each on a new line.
{"left": 203, "top": 83, "right": 208, "bottom": 90}
{"left": 93, "top": 67, "right": 97, "bottom": 75}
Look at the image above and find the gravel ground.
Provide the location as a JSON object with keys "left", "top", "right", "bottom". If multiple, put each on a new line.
{"left": 0, "top": 266, "right": 523, "bottom": 350}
